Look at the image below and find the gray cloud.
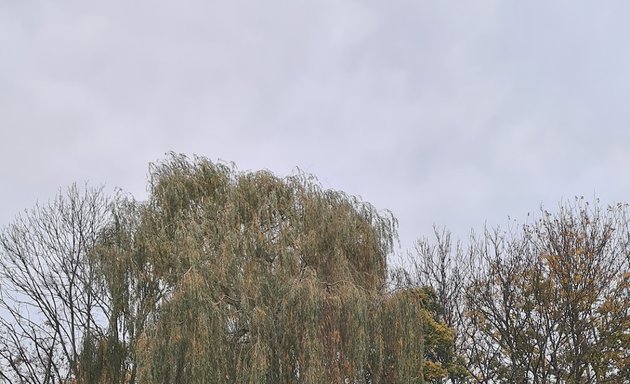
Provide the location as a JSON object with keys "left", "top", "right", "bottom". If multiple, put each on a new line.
{"left": 2, "top": 1, "right": 630, "bottom": 254}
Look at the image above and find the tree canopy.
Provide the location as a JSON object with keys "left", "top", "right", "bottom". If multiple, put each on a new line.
{"left": 408, "top": 199, "right": 630, "bottom": 383}
{"left": 2, "top": 154, "right": 453, "bottom": 384}
{"left": 97, "top": 154, "right": 421, "bottom": 383}
{"left": 6, "top": 153, "right": 625, "bottom": 383}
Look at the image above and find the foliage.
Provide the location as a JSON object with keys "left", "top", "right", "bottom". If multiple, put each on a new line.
{"left": 12, "top": 153, "right": 605, "bottom": 383}
{"left": 410, "top": 199, "right": 630, "bottom": 383}
{"left": 94, "top": 154, "right": 430, "bottom": 383}
{"left": 390, "top": 269, "right": 469, "bottom": 383}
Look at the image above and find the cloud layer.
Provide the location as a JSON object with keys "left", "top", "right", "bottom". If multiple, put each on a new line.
{"left": 2, "top": 1, "right": 630, "bottom": 253}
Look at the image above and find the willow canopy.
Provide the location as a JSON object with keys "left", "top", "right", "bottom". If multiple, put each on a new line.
{"left": 93, "top": 154, "right": 429, "bottom": 383}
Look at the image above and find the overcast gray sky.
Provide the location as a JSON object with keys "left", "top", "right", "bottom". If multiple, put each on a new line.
{"left": 2, "top": 1, "right": 630, "bottom": 255}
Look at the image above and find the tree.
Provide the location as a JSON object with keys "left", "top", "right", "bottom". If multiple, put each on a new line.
{"left": 87, "top": 196, "right": 165, "bottom": 384}
{"left": 467, "top": 200, "right": 629, "bottom": 382}
{"left": 393, "top": 230, "right": 470, "bottom": 383}
{"left": 94, "top": 154, "right": 431, "bottom": 383}
{"left": 0, "top": 184, "right": 114, "bottom": 383}
{"left": 1, "top": 154, "right": 455, "bottom": 383}
{"left": 410, "top": 199, "right": 630, "bottom": 383}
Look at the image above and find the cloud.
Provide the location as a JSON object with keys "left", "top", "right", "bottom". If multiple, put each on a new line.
{"left": 1, "top": 1, "right": 630, "bottom": 254}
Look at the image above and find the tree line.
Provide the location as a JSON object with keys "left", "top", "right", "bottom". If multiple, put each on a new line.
{"left": 404, "top": 199, "right": 629, "bottom": 382}
{"left": 0, "top": 154, "right": 628, "bottom": 383}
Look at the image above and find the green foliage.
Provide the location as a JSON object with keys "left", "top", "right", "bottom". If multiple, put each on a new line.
{"left": 419, "top": 288, "right": 466, "bottom": 382}
{"left": 96, "top": 154, "right": 428, "bottom": 383}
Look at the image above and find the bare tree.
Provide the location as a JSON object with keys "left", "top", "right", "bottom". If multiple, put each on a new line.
{"left": 0, "top": 184, "right": 113, "bottom": 383}
{"left": 403, "top": 228, "right": 477, "bottom": 383}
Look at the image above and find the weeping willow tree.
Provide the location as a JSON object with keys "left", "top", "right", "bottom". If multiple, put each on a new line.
{"left": 94, "top": 153, "right": 427, "bottom": 383}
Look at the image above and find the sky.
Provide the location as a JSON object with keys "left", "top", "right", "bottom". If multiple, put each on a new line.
{"left": 2, "top": 1, "right": 630, "bottom": 256}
